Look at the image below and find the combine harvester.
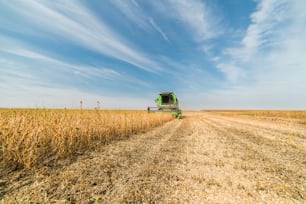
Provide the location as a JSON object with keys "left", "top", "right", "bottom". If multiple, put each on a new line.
{"left": 147, "top": 92, "right": 182, "bottom": 119}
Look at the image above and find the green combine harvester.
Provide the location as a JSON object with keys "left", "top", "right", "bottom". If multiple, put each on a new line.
{"left": 147, "top": 92, "right": 182, "bottom": 119}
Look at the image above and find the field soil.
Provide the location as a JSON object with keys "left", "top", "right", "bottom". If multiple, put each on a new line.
{"left": 1, "top": 111, "right": 305, "bottom": 203}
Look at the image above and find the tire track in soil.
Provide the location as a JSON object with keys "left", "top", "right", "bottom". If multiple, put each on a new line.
{"left": 205, "top": 113, "right": 306, "bottom": 143}
{"left": 201, "top": 114, "right": 306, "bottom": 201}
{"left": 202, "top": 114, "right": 306, "bottom": 176}
{"left": 118, "top": 114, "right": 194, "bottom": 203}
{"left": 101, "top": 119, "right": 184, "bottom": 203}
{"left": 204, "top": 112, "right": 306, "bottom": 140}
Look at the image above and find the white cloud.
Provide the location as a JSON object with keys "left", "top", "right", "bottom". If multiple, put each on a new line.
{"left": 0, "top": 0, "right": 161, "bottom": 73}
{"left": 0, "top": 53, "right": 151, "bottom": 109}
{"left": 209, "top": 0, "right": 306, "bottom": 109}
{"left": 240, "top": 0, "right": 289, "bottom": 61}
{"left": 149, "top": 18, "right": 169, "bottom": 41}
{"left": 163, "top": 0, "right": 222, "bottom": 41}
{"left": 0, "top": 35, "right": 151, "bottom": 90}
{"left": 218, "top": 0, "right": 306, "bottom": 77}
{"left": 110, "top": 0, "right": 169, "bottom": 42}
{"left": 216, "top": 63, "right": 245, "bottom": 82}
{"left": 110, "top": 0, "right": 149, "bottom": 29}
{"left": 0, "top": 35, "right": 119, "bottom": 79}
{"left": 1, "top": 0, "right": 305, "bottom": 110}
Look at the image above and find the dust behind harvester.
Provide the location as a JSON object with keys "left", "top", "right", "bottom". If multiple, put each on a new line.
{"left": 148, "top": 92, "right": 182, "bottom": 119}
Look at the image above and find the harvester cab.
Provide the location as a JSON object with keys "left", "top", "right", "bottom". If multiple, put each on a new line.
{"left": 148, "top": 92, "right": 182, "bottom": 119}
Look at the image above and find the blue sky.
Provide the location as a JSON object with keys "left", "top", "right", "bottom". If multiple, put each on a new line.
{"left": 0, "top": 0, "right": 305, "bottom": 110}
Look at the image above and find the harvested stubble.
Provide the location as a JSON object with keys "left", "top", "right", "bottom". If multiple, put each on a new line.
{"left": 207, "top": 110, "right": 306, "bottom": 119}
{"left": 0, "top": 109, "right": 173, "bottom": 169}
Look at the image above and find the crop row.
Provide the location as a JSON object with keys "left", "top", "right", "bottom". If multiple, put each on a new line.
{"left": 0, "top": 109, "right": 174, "bottom": 169}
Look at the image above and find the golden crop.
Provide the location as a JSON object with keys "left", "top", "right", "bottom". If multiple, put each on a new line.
{"left": 0, "top": 109, "right": 174, "bottom": 169}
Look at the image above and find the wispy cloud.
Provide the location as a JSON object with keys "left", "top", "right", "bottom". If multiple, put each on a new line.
{"left": 0, "top": 0, "right": 161, "bottom": 73}
{"left": 158, "top": 0, "right": 222, "bottom": 41}
{"left": 0, "top": 55, "right": 152, "bottom": 110}
{"left": 110, "top": 0, "right": 149, "bottom": 30}
{"left": 216, "top": 63, "right": 245, "bottom": 82}
{"left": 0, "top": 34, "right": 151, "bottom": 92}
{"left": 110, "top": 0, "right": 169, "bottom": 42}
{"left": 0, "top": 35, "right": 121, "bottom": 80}
{"left": 149, "top": 18, "right": 169, "bottom": 41}
{"left": 234, "top": 0, "right": 289, "bottom": 61}
{"left": 209, "top": 0, "right": 306, "bottom": 108}
{"left": 0, "top": 0, "right": 305, "bottom": 109}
